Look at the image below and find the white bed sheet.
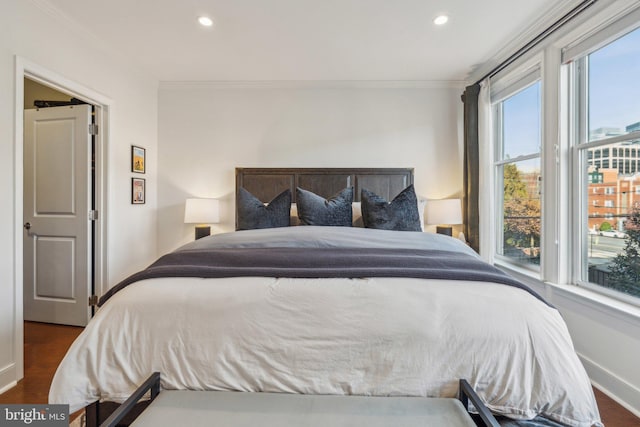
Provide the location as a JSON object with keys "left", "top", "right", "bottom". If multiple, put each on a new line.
{"left": 50, "top": 276, "right": 601, "bottom": 426}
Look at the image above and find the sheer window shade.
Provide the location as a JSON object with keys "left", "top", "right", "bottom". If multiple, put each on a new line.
{"left": 562, "top": 5, "right": 640, "bottom": 63}
{"left": 490, "top": 67, "right": 541, "bottom": 104}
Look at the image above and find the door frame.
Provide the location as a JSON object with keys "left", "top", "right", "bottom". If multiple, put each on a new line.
{"left": 13, "top": 56, "right": 111, "bottom": 380}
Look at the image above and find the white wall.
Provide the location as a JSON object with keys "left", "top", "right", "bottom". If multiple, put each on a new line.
{"left": 0, "top": 1, "right": 158, "bottom": 391}
{"left": 157, "top": 82, "right": 464, "bottom": 254}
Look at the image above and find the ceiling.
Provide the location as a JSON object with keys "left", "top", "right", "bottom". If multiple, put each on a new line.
{"left": 40, "top": 0, "right": 568, "bottom": 82}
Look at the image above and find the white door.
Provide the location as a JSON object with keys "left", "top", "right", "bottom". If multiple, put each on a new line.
{"left": 24, "top": 105, "right": 92, "bottom": 326}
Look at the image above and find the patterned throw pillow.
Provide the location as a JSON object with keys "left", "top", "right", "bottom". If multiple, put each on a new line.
{"left": 236, "top": 188, "right": 291, "bottom": 230}
{"left": 296, "top": 187, "right": 353, "bottom": 227}
{"left": 361, "top": 185, "right": 422, "bottom": 231}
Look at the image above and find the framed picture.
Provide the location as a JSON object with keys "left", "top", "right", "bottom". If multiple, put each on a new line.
{"left": 132, "top": 178, "right": 145, "bottom": 204}
{"left": 131, "top": 145, "right": 146, "bottom": 173}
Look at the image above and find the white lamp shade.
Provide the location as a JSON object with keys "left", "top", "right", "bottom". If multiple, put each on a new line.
{"left": 184, "top": 198, "right": 220, "bottom": 224}
{"left": 426, "top": 199, "right": 462, "bottom": 225}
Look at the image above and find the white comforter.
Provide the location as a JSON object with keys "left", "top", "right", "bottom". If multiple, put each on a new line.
{"left": 49, "top": 228, "right": 602, "bottom": 426}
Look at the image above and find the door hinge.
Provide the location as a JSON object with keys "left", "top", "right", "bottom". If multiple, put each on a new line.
{"left": 89, "top": 123, "right": 99, "bottom": 135}
{"left": 89, "top": 295, "right": 98, "bottom": 306}
{"left": 89, "top": 210, "right": 99, "bottom": 221}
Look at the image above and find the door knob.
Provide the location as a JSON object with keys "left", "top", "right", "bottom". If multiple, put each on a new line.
{"left": 24, "top": 222, "right": 31, "bottom": 230}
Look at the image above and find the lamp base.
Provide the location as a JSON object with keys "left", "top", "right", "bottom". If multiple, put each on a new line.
{"left": 195, "top": 226, "right": 211, "bottom": 240}
{"left": 436, "top": 226, "right": 453, "bottom": 236}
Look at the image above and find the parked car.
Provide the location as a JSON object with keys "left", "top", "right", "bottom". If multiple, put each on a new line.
{"left": 599, "top": 230, "right": 626, "bottom": 238}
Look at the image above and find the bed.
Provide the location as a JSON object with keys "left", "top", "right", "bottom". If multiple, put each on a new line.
{"left": 49, "top": 168, "right": 603, "bottom": 427}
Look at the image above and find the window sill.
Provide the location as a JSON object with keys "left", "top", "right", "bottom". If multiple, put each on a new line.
{"left": 497, "top": 262, "right": 640, "bottom": 328}
{"left": 544, "top": 282, "right": 640, "bottom": 325}
{"left": 494, "top": 258, "right": 540, "bottom": 280}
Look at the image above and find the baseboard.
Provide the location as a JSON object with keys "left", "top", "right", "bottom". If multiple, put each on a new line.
{"left": 0, "top": 363, "right": 17, "bottom": 395}
{"left": 579, "top": 353, "right": 640, "bottom": 418}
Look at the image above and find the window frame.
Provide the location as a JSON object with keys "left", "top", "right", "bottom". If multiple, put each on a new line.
{"left": 490, "top": 64, "right": 543, "bottom": 272}
{"left": 567, "top": 21, "right": 640, "bottom": 305}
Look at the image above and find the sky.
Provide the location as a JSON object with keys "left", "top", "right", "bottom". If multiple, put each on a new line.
{"left": 589, "top": 27, "right": 640, "bottom": 133}
{"left": 502, "top": 82, "right": 541, "bottom": 159}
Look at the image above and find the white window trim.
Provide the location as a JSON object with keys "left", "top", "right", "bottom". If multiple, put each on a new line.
{"left": 487, "top": 56, "right": 544, "bottom": 276}
{"left": 566, "top": 17, "right": 640, "bottom": 305}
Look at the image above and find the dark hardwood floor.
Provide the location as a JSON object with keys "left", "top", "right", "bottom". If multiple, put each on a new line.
{"left": 1, "top": 322, "right": 638, "bottom": 426}
{"left": 593, "top": 387, "right": 640, "bottom": 426}
{"left": 0, "top": 321, "right": 82, "bottom": 405}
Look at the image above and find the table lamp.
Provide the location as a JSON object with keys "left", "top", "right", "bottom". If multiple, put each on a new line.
{"left": 184, "top": 198, "right": 220, "bottom": 240}
{"left": 426, "top": 198, "right": 462, "bottom": 236}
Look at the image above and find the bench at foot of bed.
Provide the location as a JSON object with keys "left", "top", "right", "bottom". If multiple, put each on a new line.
{"left": 90, "top": 373, "right": 499, "bottom": 427}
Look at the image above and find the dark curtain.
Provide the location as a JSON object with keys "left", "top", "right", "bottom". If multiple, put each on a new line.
{"left": 462, "top": 84, "right": 480, "bottom": 253}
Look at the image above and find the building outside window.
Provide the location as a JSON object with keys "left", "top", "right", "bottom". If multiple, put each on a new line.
{"left": 569, "top": 24, "right": 640, "bottom": 299}
{"left": 492, "top": 71, "right": 542, "bottom": 267}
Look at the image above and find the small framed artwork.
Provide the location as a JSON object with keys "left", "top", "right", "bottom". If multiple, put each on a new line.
{"left": 131, "top": 145, "right": 146, "bottom": 173}
{"left": 132, "top": 178, "right": 145, "bottom": 204}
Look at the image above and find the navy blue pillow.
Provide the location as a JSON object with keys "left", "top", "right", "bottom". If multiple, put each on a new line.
{"left": 236, "top": 188, "right": 291, "bottom": 230}
{"left": 361, "top": 185, "right": 421, "bottom": 231}
{"left": 296, "top": 187, "right": 353, "bottom": 227}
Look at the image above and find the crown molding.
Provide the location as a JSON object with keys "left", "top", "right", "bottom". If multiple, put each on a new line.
{"left": 27, "top": 0, "right": 159, "bottom": 81}
{"left": 467, "top": 0, "right": 598, "bottom": 83}
{"left": 29, "top": 0, "right": 108, "bottom": 51}
{"left": 29, "top": 0, "right": 69, "bottom": 23}
{"left": 159, "top": 80, "right": 466, "bottom": 90}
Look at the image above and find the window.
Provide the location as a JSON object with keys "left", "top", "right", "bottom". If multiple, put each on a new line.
{"left": 479, "top": 4, "right": 640, "bottom": 307}
{"left": 570, "top": 24, "right": 640, "bottom": 299}
{"left": 589, "top": 170, "right": 603, "bottom": 184}
{"left": 492, "top": 72, "right": 542, "bottom": 268}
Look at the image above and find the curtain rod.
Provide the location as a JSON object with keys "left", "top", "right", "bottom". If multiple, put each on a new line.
{"left": 474, "top": 0, "right": 598, "bottom": 85}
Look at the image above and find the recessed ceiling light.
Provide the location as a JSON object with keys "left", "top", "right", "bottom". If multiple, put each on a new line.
{"left": 433, "top": 15, "right": 449, "bottom": 26}
{"left": 198, "top": 16, "right": 214, "bottom": 27}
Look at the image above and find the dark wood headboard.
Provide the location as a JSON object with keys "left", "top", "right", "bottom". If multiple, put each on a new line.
{"left": 236, "top": 167, "right": 414, "bottom": 204}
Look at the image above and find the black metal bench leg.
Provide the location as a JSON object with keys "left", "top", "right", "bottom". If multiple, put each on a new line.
{"left": 85, "top": 400, "right": 100, "bottom": 427}
{"left": 458, "top": 379, "right": 500, "bottom": 427}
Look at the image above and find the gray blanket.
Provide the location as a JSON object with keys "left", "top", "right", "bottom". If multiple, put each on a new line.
{"left": 176, "top": 225, "right": 482, "bottom": 255}
{"left": 99, "top": 243, "right": 550, "bottom": 307}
